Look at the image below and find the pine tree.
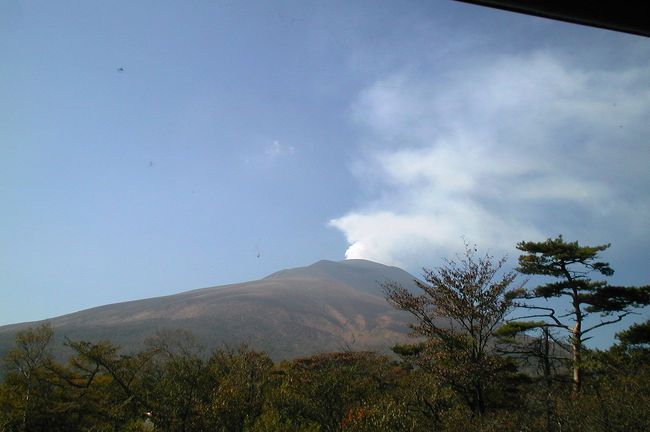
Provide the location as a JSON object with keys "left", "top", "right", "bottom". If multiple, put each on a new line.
{"left": 514, "top": 236, "right": 650, "bottom": 392}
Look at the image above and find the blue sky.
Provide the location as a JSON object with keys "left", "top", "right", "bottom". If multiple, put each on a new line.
{"left": 2, "top": 1, "right": 649, "bottom": 346}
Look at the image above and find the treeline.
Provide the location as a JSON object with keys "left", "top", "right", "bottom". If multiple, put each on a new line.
{"left": 1, "top": 236, "right": 649, "bottom": 431}
{"left": 0, "top": 324, "right": 648, "bottom": 432}
{"left": 0, "top": 325, "right": 650, "bottom": 432}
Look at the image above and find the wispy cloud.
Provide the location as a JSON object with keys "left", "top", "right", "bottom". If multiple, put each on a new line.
{"left": 265, "top": 140, "right": 295, "bottom": 159}
{"left": 330, "top": 52, "right": 650, "bottom": 268}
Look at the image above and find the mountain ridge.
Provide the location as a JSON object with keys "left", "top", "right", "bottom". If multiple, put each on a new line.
{"left": 0, "top": 259, "right": 421, "bottom": 360}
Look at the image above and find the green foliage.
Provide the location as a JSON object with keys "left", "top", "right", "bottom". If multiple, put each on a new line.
{"left": 142, "top": 330, "right": 211, "bottom": 432}
{"left": 516, "top": 236, "right": 648, "bottom": 313}
{"left": 384, "top": 246, "right": 520, "bottom": 415}
{"left": 391, "top": 342, "right": 426, "bottom": 358}
{"left": 616, "top": 320, "right": 650, "bottom": 347}
{"left": 336, "top": 398, "right": 421, "bottom": 432}
{"left": 205, "top": 345, "right": 273, "bottom": 431}
{"left": 516, "top": 236, "right": 613, "bottom": 278}
{"left": 582, "top": 285, "right": 650, "bottom": 313}
{"left": 266, "top": 352, "right": 398, "bottom": 431}
{"left": 514, "top": 235, "right": 650, "bottom": 392}
{"left": 1, "top": 336, "right": 644, "bottom": 430}
{"left": 552, "top": 356, "right": 650, "bottom": 432}
{"left": 1, "top": 286, "right": 648, "bottom": 432}
{"left": 0, "top": 324, "right": 58, "bottom": 431}
{"left": 254, "top": 350, "right": 450, "bottom": 432}
{"left": 440, "top": 406, "right": 533, "bottom": 432}
{"left": 64, "top": 338, "right": 159, "bottom": 428}
{"left": 495, "top": 321, "right": 547, "bottom": 339}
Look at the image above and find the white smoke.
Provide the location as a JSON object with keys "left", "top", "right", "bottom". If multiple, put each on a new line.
{"left": 330, "top": 52, "right": 650, "bottom": 268}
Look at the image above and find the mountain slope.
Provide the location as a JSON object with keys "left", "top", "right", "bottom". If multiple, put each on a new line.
{"left": 0, "top": 259, "right": 422, "bottom": 360}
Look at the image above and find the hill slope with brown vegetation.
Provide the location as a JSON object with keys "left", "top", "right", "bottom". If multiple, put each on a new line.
{"left": 0, "top": 259, "right": 421, "bottom": 359}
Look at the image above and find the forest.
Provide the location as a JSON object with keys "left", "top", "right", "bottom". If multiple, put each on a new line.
{"left": 1, "top": 237, "right": 649, "bottom": 432}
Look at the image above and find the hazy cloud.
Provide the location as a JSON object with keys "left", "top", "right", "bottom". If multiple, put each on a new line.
{"left": 265, "top": 140, "right": 295, "bottom": 159}
{"left": 330, "top": 52, "right": 650, "bottom": 268}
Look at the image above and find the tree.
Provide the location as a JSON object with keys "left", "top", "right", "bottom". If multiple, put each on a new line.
{"left": 64, "top": 338, "right": 159, "bottom": 428}
{"left": 142, "top": 329, "right": 211, "bottom": 432}
{"left": 206, "top": 345, "right": 273, "bottom": 432}
{"left": 495, "top": 321, "right": 567, "bottom": 432}
{"left": 383, "top": 246, "right": 519, "bottom": 415}
{"left": 615, "top": 319, "right": 650, "bottom": 349}
{"left": 263, "top": 351, "right": 409, "bottom": 432}
{"left": 514, "top": 235, "right": 650, "bottom": 392}
{"left": 2, "top": 323, "right": 54, "bottom": 431}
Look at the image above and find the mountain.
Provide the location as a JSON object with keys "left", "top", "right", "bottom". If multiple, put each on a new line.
{"left": 0, "top": 259, "right": 423, "bottom": 360}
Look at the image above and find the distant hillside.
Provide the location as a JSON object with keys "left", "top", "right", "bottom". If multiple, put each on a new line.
{"left": 0, "top": 259, "right": 428, "bottom": 360}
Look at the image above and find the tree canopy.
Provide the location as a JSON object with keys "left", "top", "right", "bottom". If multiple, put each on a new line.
{"left": 1, "top": 238, "right": 648, "bottom": 431}
{"left": 514, "top": 235, "right": 650, "bottom": 391}
{"left": 383, "top": 246, "right": 519, "bottom": 415}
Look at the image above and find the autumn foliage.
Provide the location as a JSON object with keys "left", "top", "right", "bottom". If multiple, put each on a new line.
{"left": 1, "top": 238, "right": 648, "bottom": 432}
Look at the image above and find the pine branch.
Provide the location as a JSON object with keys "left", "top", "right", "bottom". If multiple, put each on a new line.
{"left": 582, "top": 312, "right": 630, "bottom": 335}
